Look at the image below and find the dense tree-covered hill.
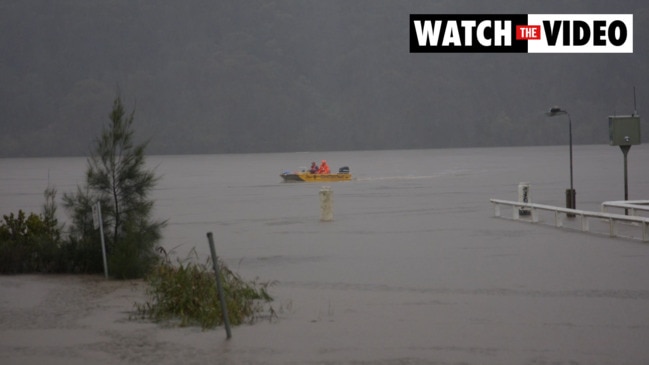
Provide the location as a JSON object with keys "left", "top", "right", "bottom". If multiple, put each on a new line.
{"left": 1, "top": 1, "right": 647, "bottom": 156}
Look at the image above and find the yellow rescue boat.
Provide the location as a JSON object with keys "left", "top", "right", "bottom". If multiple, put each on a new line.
{"left": 280, "top": 166, "right": 351, "bottom": 182}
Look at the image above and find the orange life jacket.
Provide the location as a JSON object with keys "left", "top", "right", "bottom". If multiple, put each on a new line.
{"left": 318, "top": 163, "right": 330, "bottom": 174}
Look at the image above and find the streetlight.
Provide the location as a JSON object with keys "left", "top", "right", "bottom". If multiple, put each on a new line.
{"left": 546, "top": 106, "right": 576, "bottom": 214}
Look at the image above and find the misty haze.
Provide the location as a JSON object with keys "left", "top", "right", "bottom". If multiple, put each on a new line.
{"left": 1, "top": 1, "right": 647, "bottom": 157}
{"left": 2, "top": 2, "right": 649, "bottom": 364}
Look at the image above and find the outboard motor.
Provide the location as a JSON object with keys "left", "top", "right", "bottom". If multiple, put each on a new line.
{"left": 338, "top": 166, "right": 350, "bottom": 173}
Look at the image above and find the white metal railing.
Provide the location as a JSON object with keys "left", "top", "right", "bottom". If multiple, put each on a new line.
{"left": 490, "top": 198, "right": 649, "bottom": 242}
{"left": 601, "top": 200, "right": 649, "bottom": 216}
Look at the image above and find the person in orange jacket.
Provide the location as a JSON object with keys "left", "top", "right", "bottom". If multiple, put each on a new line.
{"left": 318, "top": 159, "right": 330, "bottom": 174}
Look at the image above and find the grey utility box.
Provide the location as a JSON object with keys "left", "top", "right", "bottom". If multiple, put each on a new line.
{"left": 609, "top": 116, "right": 641, "bottom": 146}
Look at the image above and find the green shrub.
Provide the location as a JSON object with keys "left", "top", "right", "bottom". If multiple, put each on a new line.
{"left": 134, "top": 254, "right": 274, "bottom": 329}
{"left": 0, "top": 210, "right": 62, "bottom": 273}
{"left": 60, "top": 235, "right": 105, "bottom": 274}
{"left": 0, "top": 186, "right": 106, "bottom": 275}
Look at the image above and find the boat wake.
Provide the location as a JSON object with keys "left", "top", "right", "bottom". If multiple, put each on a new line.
{"left": 355, "top": 169, "right": 471, "bottom": 182}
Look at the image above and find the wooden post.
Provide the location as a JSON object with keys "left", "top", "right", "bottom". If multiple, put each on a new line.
{"left": 206, "top": 232, "right": 232, "bottom": 339}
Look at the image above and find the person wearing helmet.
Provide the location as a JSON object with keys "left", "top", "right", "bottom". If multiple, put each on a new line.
{"left": 318, "top": 159, "right": 330, "bottom": 174}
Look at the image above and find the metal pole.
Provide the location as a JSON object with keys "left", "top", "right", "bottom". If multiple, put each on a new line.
{"left": 566, "top": 113, "right": 576, "bottom": 216}
{"left": 568, "top": 114, "right": 574, "bottom": 193}
{"left": 206, "top": 232, "right": 232, "bottom": 339}
{"left": 621, "top": 145, "right": 631, "bottom": 215}
{"left": 97, "top": 202, "right": 108, "bottom": 279}
{"left": 546, "top": 107, "right": 577, "bottom": 215}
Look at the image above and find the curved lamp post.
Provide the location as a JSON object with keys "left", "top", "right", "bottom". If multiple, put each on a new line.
{"left": 546, "top": 106, "right": 576, "bottom": 215}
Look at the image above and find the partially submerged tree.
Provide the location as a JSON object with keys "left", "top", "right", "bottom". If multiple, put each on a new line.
{"left": 64, "top": 96, "right": 165, "bottom": 278}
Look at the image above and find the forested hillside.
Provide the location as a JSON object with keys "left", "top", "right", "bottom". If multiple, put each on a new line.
{"left": 1, "top": 1, "right": 647, "bottom": 156}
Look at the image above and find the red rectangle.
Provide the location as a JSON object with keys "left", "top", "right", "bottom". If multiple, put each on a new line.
{"left": 516, "top": 25, "right": 541, "bottom": 40}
